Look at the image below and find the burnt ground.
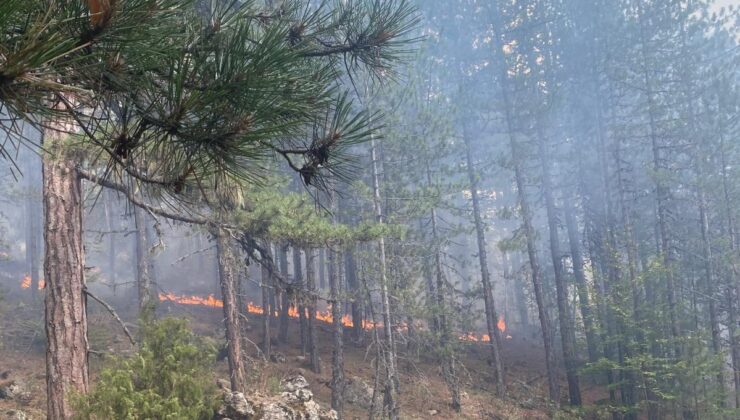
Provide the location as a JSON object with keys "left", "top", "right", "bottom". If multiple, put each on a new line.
{"left": 0, "top": 288, "right": 608, "bottom": 419}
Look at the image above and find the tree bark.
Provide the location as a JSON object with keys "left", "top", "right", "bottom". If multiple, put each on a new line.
{"left": 261, "top": 243, "right": 273, "bottom": 360}
{"left": 462, "top": 126, "right": 506, "bottom": 396}
{"left": 103, "top": 189, "right": 117, "bottom": 293}
{"left": 425, "top": 164, "right": 462, "bottom": 411}
{"left": 43, "top": 134, "right": 89, "bottom": 420}
{"left": 278, "top": 243, "right": 290, "bottom": 344}
{"left": 538, "top": 136, "right": 581, "bottom": 405}
{"left": 133, "top": 205, "right": 152, "bottom": 313}
{"left": 294, "top": 247, "right": 309, "bottom": 355}
{"left": 329, "top": 245, "right": 345, "bottom": 416}
{"left": 345, "top": 248, "right": 363, "bottom": 343}
{"left": 697, "top": 165, "right": 726, "bottom": 404}
{"left": 216, "top": 229, "right": 248, "bottom": 393}
{"left": 563, "top": 199, "right": 599, "bottom": 363}
{"left": 25, "top": 154, "right": 41, "bottom": 299}
{"left": 370, "top": 137, "right": 400, "bottom": 418}
{"left": 305, "top": 248, "right": 321, "bottom": 373}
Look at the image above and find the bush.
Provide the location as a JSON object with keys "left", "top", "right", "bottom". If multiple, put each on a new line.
{"left": 73, "top": 318, "right": 220, "bottom": 420}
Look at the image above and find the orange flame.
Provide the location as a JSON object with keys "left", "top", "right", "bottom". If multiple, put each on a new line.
{"left": 156, "top": 292, "right": 508, "bottom": 341}
{"left": 20, "top": 275, "right": 45, "bottom": 290}
{"left": 157, "top": 293, "right": 372, "bottom": 330}
{"left": 458, "top": 317, "right": 509, "bottom": 342}
{"left": 498, "top": 317, "right": 506, "bottom": 333}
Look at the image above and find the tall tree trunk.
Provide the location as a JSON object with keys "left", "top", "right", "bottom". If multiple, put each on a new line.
{"left": 636, "top": 0, "right": 681, "bottom": 360}
{"left": 319, "top": 248, "right": 326, "bottom": 291}
{"left": 294, "top": 247, "right": 309, "bottom": 355}
{"left": 278, "top": 243, "right": 290, "bottom": 344}
{"left": 697, "top": 169, "right": 726, "bottom": 404}
{"left": 25, "top": 153, "right": 41, "bottom": 299}
{"left": 511, "top": 254, "right": 530, "bottom": 330}
{"left": 487, "top": 2, "right": 559, "bottom": 400}
{"left": 538, "top": 137, "right": 582, "bottom": 405}
{"left": 329, "top": 244, "right": 345, "bottom": 416}
{"left": 329, "top": 186, "right": 345, "bottom": 417}
{"left": 43, "top": 133, "right": 89, "bottom": 420}
{"left": 133, "top": 205, "right": 152, "bottom": 313}
{"left": 103, "top": 189, "right": 117, "bottom": 293}
{"left": 564, "top": 199, "right": 599, "bottom": 363}
{"left": 345, "top": 248, "right": 363, "bottom": 343}
{"left": 216, "top": 229, "right": 247, "bottom": 393}
{"left": 720, "top": 129, "right": 740, "bottom": 408}
{"left": 305, "top": 248, "right": 321, "bottom": 373}
{"left": 425, "top": 165, "right": 462, "bottom": 411}
{"left": 370, "top": 137, "right": 400, "bottom": 419}
{"left": 462, "top": 126, "right": 506, "bottom": 396}
{"left": 261, "top": 243, "right": 272, "bottom": 360}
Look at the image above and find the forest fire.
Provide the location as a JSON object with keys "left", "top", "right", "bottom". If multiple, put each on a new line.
{"left": 158, "top": 292, "right": 373, "bottom": 330}
{"left": 458, "top": 317, "right": 509, "bottom": 342}
{"left": 158, "top": 292, "right": 501, "bottom": 341}
{"left": 20, "top": 281, "right": 506, "bottom": 342}
{"left": 20, "top": 275, "right": 45, "bottom": 289}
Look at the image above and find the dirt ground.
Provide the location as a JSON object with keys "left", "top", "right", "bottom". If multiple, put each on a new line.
{"left": 0, "top": 288, "right": 608, "bottom": 419}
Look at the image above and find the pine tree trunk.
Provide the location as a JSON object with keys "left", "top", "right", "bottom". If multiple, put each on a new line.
{"left": 294, "top": 247, "right": 309, "bottom": 355}
{"left": 43, "top": 134, "right": 89, "bottom": 420}
{"left": 511, "top": 254, "right": 530, "bottom": 330}
{"left": 425, "top": 165, "right": 462, "bottom": 411}
{"left": 278, "top": 244, "right": 290, "bottom": 344}
{"left": 462, "top": 126, "right": 506, "bottom": 396}
{"left": 487, "top": 3, "right": 559, "bottom": 400}
{"left": 538, "top": 137, "right": 582, "bottom": 405}
{"left": 719, "top": 102, "right": 740, "bottom": 410}
{"left": 370, "top": 137, "right": 400, "bottom": 419}
{"left": 564, "top": 199, "right": 599, "bottom": 363}
{"left": 305, "top": 248, "right": 321, "bottom": 373}
{"left": 345, "top": 248, "right": 363, "bottom": 343}
{"left": 329, "top": 245, "right": 345, "bottom": 416}
{"left": 216, "top": 230, "right": 247, "bottom": 393}
{"left": 319, "top": 248, "right": 326, "bottom": 291}
{"left": 698, "top": 178, "right": 726, "bottom": 403}
{"left": 635, "top": 0, "right": 681, "bottom": 361}
{"left": 133, "top": 205, "right": 151, "bottom": 313}
{"left": 103, "top": 189, "right": 117, "bottom": 293}
{"left": 261, "top": 243, "right": 272, "bottom": 360}
{"left": 25, "top": 155, "right": 40, "bottom": 299}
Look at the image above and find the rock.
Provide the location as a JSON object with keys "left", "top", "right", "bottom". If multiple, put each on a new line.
{"left": 270, "top": 352, "right": 286, "bottom": 364}
{"left": 217, "top": 379, "right": 232, "bottom": 391}
{"left": 342, "top": 376, "right": 373, "bottom": 409}
{"left": 0, "top": 379, "right": 31, "bottom": 403}
{"left": 519, "top": 398, "right": 536, "bottom": 409}
{"left": 427, "top": 409, "right": 439, "bottom": 416}
{"left": 280, "top": 374, "right": 309, "bottom": 393}
{"left": 3, "top": 410, "right": 27, "bottom": 420}
{"left": 215, "top": 375, "right": 336, "bottom": 420}
{"left": 217, "top": 391, "right": 255, "bottom": 419}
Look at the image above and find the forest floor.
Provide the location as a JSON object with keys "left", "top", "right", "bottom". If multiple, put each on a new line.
{"left": 0, "top": 288, "right": 609, "bottom": 419}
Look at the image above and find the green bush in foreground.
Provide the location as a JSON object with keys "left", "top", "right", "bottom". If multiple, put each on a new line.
{"left": 73, "top": 318, "right": 219, "bottom": 420}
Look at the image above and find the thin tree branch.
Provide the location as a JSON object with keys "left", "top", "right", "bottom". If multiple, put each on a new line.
{"left": 84, "top": 288, "right": 137, "bottom": 346}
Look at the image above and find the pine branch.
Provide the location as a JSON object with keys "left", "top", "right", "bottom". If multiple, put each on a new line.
{"left": 84, "top": 287, "right": 137, "bottom": 346}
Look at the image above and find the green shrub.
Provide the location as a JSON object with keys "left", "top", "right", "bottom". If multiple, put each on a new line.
{"left": 73, "top": 318, "right": 220, "bottom": 420}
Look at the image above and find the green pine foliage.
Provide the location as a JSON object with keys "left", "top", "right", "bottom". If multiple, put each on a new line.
{"left": 73, "top": 318, "right": 219, "bottom": 420}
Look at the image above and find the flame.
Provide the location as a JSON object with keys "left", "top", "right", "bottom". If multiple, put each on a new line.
{"left": 156, "top": 292, "right": 508, "bottom": 341}
{"left": 159, "top": 293, "right": 223, "bottom": 308}
{"left": 458, "top": 317, "right": 509, "bottom": 342}
{"left": 157, "top": 293, "right": 373, "bottom": 330}
{"left": 498, "top": 317, "right": 506, "bottom": 333}
{"left": 20, "top": 275, "right": 45, "bottom": 289}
